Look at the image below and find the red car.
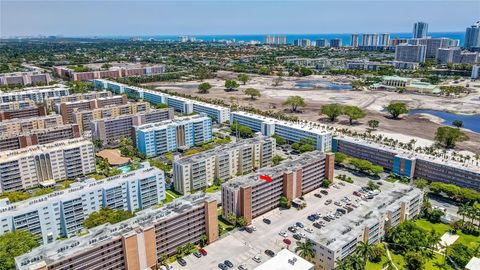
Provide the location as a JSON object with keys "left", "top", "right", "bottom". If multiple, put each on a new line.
{"left": 283, "top": 239, "right": 292, "bottom": 245}
{"left": 199, "top": 248, "right": 207, "bottom": 256}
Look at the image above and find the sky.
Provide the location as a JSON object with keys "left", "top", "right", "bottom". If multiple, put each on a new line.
{"left": 1, "top": 0, "right": 479, "bottom": 37}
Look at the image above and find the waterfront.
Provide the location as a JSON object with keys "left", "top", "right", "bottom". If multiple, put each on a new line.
{"left": 409, "top": 109, "right": 480, "bottom": 133}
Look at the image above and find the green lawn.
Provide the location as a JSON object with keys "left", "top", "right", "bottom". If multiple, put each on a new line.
{"left": 205, "top": 185, "right": 221, "bottom": 193}
{"left": 164, "top": 190, "right": 181, "bottom": 204}
{"left": 415, "top": 219, "right": 479, "bottom": 249}
{"left": 217, "top": 208, "right": 235, "bottom": 235}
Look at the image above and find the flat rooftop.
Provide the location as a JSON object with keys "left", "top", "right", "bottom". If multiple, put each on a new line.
{"left": 0, "top": 114, "right": 61, "bottom": 125}
{"left": 15, "top": 192, "right": 213, "bottom": 269}
{"left": 135, "top": 114, "right": 209, "bottom": 132}
{"left": 0, "top": 85, "right": 68, "bottom": 95}
{"left": 58, "top": 62, "right": 165, "bottom": 72}
{"left": 0, "top": 124, "right": 77, "bottom": 138}
{"left": 254, "top": 249, "right": 314, "bottom": 270}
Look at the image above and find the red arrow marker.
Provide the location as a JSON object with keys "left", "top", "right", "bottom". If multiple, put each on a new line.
{"left": 259, "top": 175, "right": 272, "bottom": 182}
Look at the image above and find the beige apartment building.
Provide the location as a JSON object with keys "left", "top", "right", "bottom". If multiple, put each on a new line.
{"left": 44, "top": 91, "right": 112, "bottom": 110}
{"left": 222, "top": 151, "right": 335, "bottom": 225}
{"left": 0, "top": 138, "right": 96, "bottom": 193}
{"left": 0, "top": 100, "right": 35, "bottom": 111}
{"left": 0, "top": 106, "right": 47, "bottom": 121}
{"left": 0, "top": 114, "right": 63, "bottom": 134}
{"left": 16, "top": 193, "right": 218, "bottom": 270}
{"left": 173, "top": 136, "right": 276, "bottom": 194}
{"left": 57, "top": 95, "right": 128, "bottom": 123}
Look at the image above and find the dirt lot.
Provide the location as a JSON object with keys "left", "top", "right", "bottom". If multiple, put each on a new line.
{"left": 143, "top": 72, "right": 480, "bottom": 153}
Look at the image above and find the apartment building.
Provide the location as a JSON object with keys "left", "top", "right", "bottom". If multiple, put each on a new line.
{"left": 0, "top": 85, "right": 69, "bottom": 103}
{"left": 16, "top": 193, "right": 218, "bottom": 270}
{"left": 0, "top": 105, "right": 47, "bottom": 121}
{"left": 0, "top": 100, "right": 35, "bottom": 110}
{"left": 0, "top": 139, "right": 96, "bottom": 193}
{"left": 0, "top": 72, "right": 51, "bottom": 86}
{"left": 54, "top": 63, "right": 166, "bottom": 81}
{"left": 408, "top": 37, "right": 459, "bottom": 58}
{"left": 394, "top": 44, "right": 427, "bottom": 63}
{"left": 92, "top": 79, "right": 231, "bottom": 123}
{"left": 0, "top": 164, "right": 165, "bottom": 244}
{"left": 436, "top": 47, "right": 479, "bottom": 64}
{"left": 173, "top": 136, "right": 276, "bottom": 194}
{"left": 91, "top": 108, "right": 174, "bottom": 144}
{"left": 56, "top": 95, "right": 128, "bottom": 123}
{"left": 333, "top": 137, "right": 480, "bottom": 190}
{"left": 44, "top": 91, "right": 112, "bottom": 110}
{"left": 73, "top": 102, "right": 150, "bottom": 131}
{"left": 222, "top": 151, "right": 335, "bottom": 225}
{"left": 307, "top": 186, "right": 422, "bottom": 270}
{"left": 230, "top": 111, "right": 332, "bottom": 152}
{"left": 0, "top": 124, "right": 81, "bottom": 151}
{"left": 135, "top": 115, "right": 212, "bottom": 158}
{"left": 0, "top": 114, "right": 63, "bottom": 134}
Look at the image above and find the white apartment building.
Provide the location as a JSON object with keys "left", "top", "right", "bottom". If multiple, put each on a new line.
{"left": 0, "top": 138, "right": 96, "bottom": 193}
{"left": 230, "top": 111, "right": 332, "bottom": 152}
{"left": 173, "top": 136, "right": 275, "bottom": 194}
{"left": 307, "top": 185, "right": 422, "bottom": 270}
{"left": 0, "top": 164, "right": 165, "bottom": 245}
{"left": 0, "top": 85, "right": 70, "bottom": 103}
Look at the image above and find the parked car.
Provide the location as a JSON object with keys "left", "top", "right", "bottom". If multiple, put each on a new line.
{"left": 305, "top": 227, "right": 314, "bottom": 233}
{"left": 279, "top": 231, "right": 288, "bottom": 238}
{"left": 307, "top": 215, "right": 316, "bottom": 222}
{"left": 314, "top": 193, "right": 322, "bottom": 198}
{"left": 353, "top": 191, "right": 361, "bottom": 197}
{"left": 252, "top": 256, "right": 262, "bottom": 263}
{"left": 177, "top": 258, "right": 187, "bottom": 267}
{"left": 283, "top": 238, "right": 292, "bottom": 245}
{"left": 293, "top": 233, "right": 302, "bottom": 240}
{"left": 224, "top": 260, "right": 234, "bottom": 268}
{"left": 218, "top": 263, "right": 228, "bottom": 270}
{"left": 238, "top": 265, "right": 248, "bottom": 270}
{"left": 320, "top": 190, "right": 329, "bottom": 195}
{"left": 325, "top": 199, "right": 332, "bottom": 205}
{"left": 313, "top": 222, "right": 322, "bottom": 229}
{"left": 263, "top": 218, "right": 271, "bottom": 224}
{"left": 295, "top": 222, "right": 305, "bottom": 228}
{"left": 288, "top": 226, "right": 297, "bottom": 233}
{"left": 265, "top": 250, "right": 275, "bottom": 257}
{"left": 245, "top": 226, "right": 254, "bottom": 233}
{"left": 199, "top": 248, "right": 207, "bottom": 256}
{"left": 338, "top": 182, "right": 345, "bottom": 186}
{"left": 193, "top": 252, "right": 202, "bottom": 258}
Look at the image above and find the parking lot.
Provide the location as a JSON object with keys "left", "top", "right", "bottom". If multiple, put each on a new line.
{"left": 171, "top": 181, "right": 361, "bottom": 270}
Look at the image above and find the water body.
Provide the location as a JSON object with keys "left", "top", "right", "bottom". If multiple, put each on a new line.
{"left": 109, "top": 32, "right": 465, "bottom": 46}
{"left": 118, "top": 165, "right": 131, "bottom": 173}
{"left": 295, "top": 80, "right": 353, "bottom": 90}
{"left": 409, "top": 109, "right": 480, "bottom": 133}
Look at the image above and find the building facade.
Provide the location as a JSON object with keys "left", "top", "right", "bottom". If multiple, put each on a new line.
{"left": 350, "top": 34, "right": 359, "bottom": 48}
{"left": 329, "top": 38, "right": 342, "bottom": 48}
{"left": 0, "top": 164, "right": 165, "bottom": 244}
{"left": 0, "top": 114, "right": 63, "bottom": 134}
{"left": 0, "top": 72, "right": 51, "bottom": 86}
{"left": 0, "top": 106, "right": 47, "bottom": 121}
{"left": 0, "top": 138, "right": 96, "bottom": 193}
{"left": 394, "top": 44, "right": 427, "bottom": 63}
{"left": 0, "top": 85, "right": 69, "bottom": 103}
{"left": 465, "top": 21, "right": 480, "bottom": 49}
{"left": 44, "top": 91, "right": 112, "bottom": 110}
{"left": 413, "top": 21, "right": 428, "bottom": 38}
{"left": 57, "top": 95, "right": 128, "bottom": 123}
{"left": 436, "top": 47, "right": 479, "bottom": 64}
{"left": 53, "top": 64, "right": 166, "bottom": 81}
{"left": 173, "top": 136, "right": 275, "bottom": 194}
{"left": 408, "top": 37, "right": 459, "bottom": 58}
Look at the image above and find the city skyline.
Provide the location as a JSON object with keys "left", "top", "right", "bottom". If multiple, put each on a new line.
{"left": 1, "top": 1, "right": 479, "bottom": 37}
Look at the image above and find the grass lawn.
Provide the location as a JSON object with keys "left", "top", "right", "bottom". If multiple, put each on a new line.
{"left": 205, "top": 185, "right": 221, "bottom": 193}
{"left": 217, "top": 208, "right": 235, "bottom": 235}
{"left": 367, "top": 251, "right": 453, "bottom": 270}
{"left": 164, "top": 189, "right": 181, "bottom": 204}
{"left": 415, "top": 219, "right": 480, "bottom": 249}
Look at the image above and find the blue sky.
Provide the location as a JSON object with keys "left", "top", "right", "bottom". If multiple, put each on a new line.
{"left": 1, "top": 1, "right": 478, "bottom": 37}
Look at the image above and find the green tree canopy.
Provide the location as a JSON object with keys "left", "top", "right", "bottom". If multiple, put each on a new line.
{"left": 224, "top": 80, "right": 239, "bottom": 91}
{"left": 237, "top": 74, "right": 250, "bottom": 85}
{"left": 198, "top": 82, "right": 212, "bottom": 93}
{"left": 231, "top": 122, "right": 254, "bottom": 138}
{"left": 284, "top": 96, "right": 306, "bottom": 112}
{"left": 0, "top": 230, "right": 39, "bottom": 270}
{"left": 435, "top": 126, "right": 469, "bottom": 148}
{"left": 386, "top": 102, "right": 409, "bottom": 119}
{"left": 83, "top": 208, "right": 135, "bottom": 229}
{"left": 244, "top": 88, "right": 261, "bottom": 100}
{"left": 320, "top": 103, "right": 343, "bottom": 122}
{"left": 342, "top": 105, "right": 366, "bottom": 125}
{"left": 368, "top": 120, "right": 380, "bottom": 130}
{"left": 258, "top": 66, "right": 270, "bottom": 75}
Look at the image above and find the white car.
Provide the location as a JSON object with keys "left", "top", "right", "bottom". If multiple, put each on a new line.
{"left": 253, "top": 255, "right": 262, "bottom": 263}
{"left": 278, "top": 231, "right": 288, "bottom": 238}
{"left": 298, "top": 232, "right": 306, "bottom": 238}
{"left": 305, "top": 227, "right": 314, "bottom": 233}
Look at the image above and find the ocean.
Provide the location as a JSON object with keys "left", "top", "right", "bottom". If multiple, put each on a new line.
{"left": 126, "top": 32, "right": 465, "bottom": 46}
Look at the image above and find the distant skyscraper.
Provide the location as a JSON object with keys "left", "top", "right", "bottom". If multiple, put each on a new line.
{"left": 294, "top": 39, "right": 312, "bottom": 47}
{"left": 380, "top": 33, "right": 391, "bottom": 46}
{"left": 413, "top": 22, "right": 428, "bottom": 38}
{"left": 361, "top": 33, "right": 379, "bottom": 46}
{"left": 395, "top": 44, "right": 427, "bottom": 63}
{"left": 465, "top": 21, "right": 480, "bottom": 49}
{"left": 350, "top": 34, "right": 359, "bottom": 47}
{"left": 315, "top": 39, "right": 327, "bottom": 47}
{"left": 408, "top": 38, "right": 459, "bottom": 58}
{"left": 329, "top": 38, "right": 342, "bottom": 48}
{"left": 265, "top": 35, "right": 275, "bottom": 44}
{"left": 265, "top": 35, "right": 287, "bottom": 45}
{"left": 277, "top": 36, "right": 287, "bottom": 45}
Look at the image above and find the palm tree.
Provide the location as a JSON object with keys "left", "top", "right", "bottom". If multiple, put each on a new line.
{"left": 348, "top": 254, "right": 364, "bottom": 270}
{"left": 335, "top": 258, "right": 351, "bottom": 270}
{"left": 356, "top": 241, "right": 375, "bottom": 266}
{"left": 295, "top": 240, "right": 315, "bottom": 261}
{"left": 458, "top": 204, "right": 468, "bottom": 221}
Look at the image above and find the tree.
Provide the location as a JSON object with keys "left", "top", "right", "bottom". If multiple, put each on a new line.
{"left": 299, "top": 144, "right": 315, "bottom": 153}
{"left": 238, "top": 74, "right": 250, "bottom": 85}
{"left": 295, "top": 240, "right": 315, "bottom": 261}
{"left": 231, "top": 122, "right": 254, "bottom": 138}
{"left": 198, "top": 82, "right": 212, "bottom": 94}
{"left": 236, "top": 216, "right": 247, "bottom": 227}
{"left": 342, "top": 105, "right": 366, "bottom": 125}
{"left": 224, "top": 80, "right": 239, "bottom": 91}
{"left": 386, "top": 102, "right": 409, "bottom": 119}
{"left": 0, "top": 230, "right": 39, "bottom": 270}
{"left": 258, "top": 66, "right": 270, "bottom": 75}
{"left": 366, "top": 180, "right": 379, "bottom": 191}
{"left": 405, "top": 251, "right": 425, "bottom": 270}
{"left": 283, "top": 96, "right": 306, "bottom": 112}
{"left": 271, "top": 134, "right": 286, "bottom": 145}
{"left": 272, "top": 155, "right": 284, "bottom": 166}
{"left": 452, "top": 120, "right": 463, "bottom": 128}
{"left": 368, "top": 120, "right": 379, "bottom": 131}
{"left": 279, "top": 195, "right": 291, "bottom": 209}
{"left": 299, "top": 67, "right": 313, "bottom": 76}
{"left": 413, "top": 178, "right": 429, "bottom": 189}
{"left": 273, "top": 76, "right": 283, "bottom": 86}
{"left": 320, "top": 104, "right": 343, "bottom": 122}
{"left": 356, "top": 241, "right": 375, "bottom": 267}
{"left": 351, "top": 80, "right": 367, "bottom": 90}
{"left": 83, "top": 208, "right": 134, "bottom": 229}
{"left": 435, "top": 126, "right": 469, "bottom": 148}
{"left": 93, "top": 139, "right": 103, "bottom": 149}
{"left": 383, "top": 259, "right": 395, "bottom": 270}
{"left": 0, "top": 191, "right": 31, "bottom": 203}
{"left": 199, "top": 234, "right": 208, "bottom": 247}
{"left": 244, "top": 88, "right": 261, "bottom": 100}
{"left": 322, "top": 179, "right": 331, "bottom": 188}
{"left": 227, "top": 212, "right": 237, "bottom": 225}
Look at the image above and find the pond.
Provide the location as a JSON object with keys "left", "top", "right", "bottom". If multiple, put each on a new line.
{"left": 295, "top": 80, "right": 353, "bottom": 90}
{"left": 409, "top": 109, "right": 480, "bottom": 133}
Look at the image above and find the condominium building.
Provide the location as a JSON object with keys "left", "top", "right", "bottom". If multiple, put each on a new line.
{"left": 0, "top": 124, "right": 81, "bottom": 151}
{"left": 0, "top": 100, "right": 35, "bottom": 110}
{"left": 347, "top": 61, "right": 388, "bottom": 71}
{"left": 1, "top": 164, "right": 165, "bottom": 244}
{"left": 380, "top": 33, "right": 390, "bottom": 46}
{"left": 91, "top": 108, "right": 174, "bottom": 144}
{"left": 0, "top": 138, "right": 96, "bottom": 193}
{"left": 56, "top": 95, "right": 128, "bottom": 123}
{"left": 294, "top": 39, "right": 312, "bottom": 47}
{"left": 0, "top": 85, "right": 69, "bottom": 103}
{"left": 465, "top": 20, "right": 480, "bottom": 49}
{"left": 413, "top": 21, "right": 429, "bottom": 38}
{"left": 0, "top": 71, "right": 51, "bottom": 86}
{"left": 394, "top": 44, "right": 427, "bottom": 63}
{"left": 0, "top": 105, "right": 47, "bottom": 121}
{"left": 54, "top": 63, "right": 166, "bottom": 81}
{"left": 283, "top": 58, "right": 345, "bottom": 69}
{"left": 332, "top": 137, "right": 480, "bottom": 190}
{"left": 472, "top": 65, "right": 480, "bottom": 79}
{"left": 230, "top": 111, "right": 332, "bottom": 152}
{"left": 173, "top": 136, "right": 275, "bottom": 194}
{"left": 329, "top": 38, "right": 342, "bottom": 48}
{"left": 265, "top": 35, "right": 287, "bottom": 45}
{"left": 44, "top": 91, "right": 112, "bottom": 110}
{"left": 15, "top": 193, "right": 218, "bottom": 270}
{"left": 221, "top": 151, "right": 335, "bottom": 225}
{"left": 307, "top": 185, "right": 422, "bottom": 270}
{"left": 350, "top": 34, "right": 359, "bottom": 48}
{"left": 73, "top": 102, "right": 150, "bottom": 131}
{"left": 408, "top": 37, "right": 459, "bottom": 58}
{"left": 315, "top": 39, "right": 327, "bottom": 48}
{"left": 134, "top": 115, "right": 212, "bottom": 157}
{"left": 436, "top": 47, "right": 479, "bottom": 64}
{"left": 0, "top": 114, "right": 63, "bottom": 134}
{"left": 361, "top": 34, "right": 379, "bottom": 46}
{"left": 92, "top": 80, "right": 230, "bottom": 123}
